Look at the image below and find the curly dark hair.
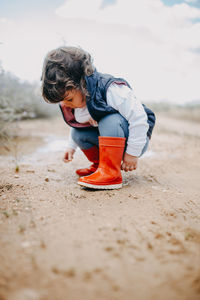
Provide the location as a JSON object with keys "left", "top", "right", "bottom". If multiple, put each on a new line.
{"left": 41, "top": 46, "right": 95, "bottom": 103}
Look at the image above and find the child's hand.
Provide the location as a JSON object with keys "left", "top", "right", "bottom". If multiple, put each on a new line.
{"left": 121, "top": 153, "right": 138, "bottom": 172}
{"left": 63, "top": 148, "right": 75, "bottom": 163}
{"left": 89, "top": 118, "right": 98, "bottom": 126}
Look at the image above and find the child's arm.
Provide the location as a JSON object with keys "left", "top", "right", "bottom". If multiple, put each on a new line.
{"left": 107, "top": 83, "right": 149, "bottom": 171}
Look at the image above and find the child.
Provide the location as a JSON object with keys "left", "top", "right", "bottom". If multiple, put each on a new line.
{"left": 41, "top": 46, "right": 155, "bottom": 190}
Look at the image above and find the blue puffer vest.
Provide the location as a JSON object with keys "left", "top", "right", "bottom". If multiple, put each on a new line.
{"left": 60, "top": 70, "right": 156, "bottom": 138}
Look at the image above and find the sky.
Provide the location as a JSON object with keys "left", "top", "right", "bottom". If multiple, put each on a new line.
{"left": 0, "top": 0, "right": 200, "bottom": 104}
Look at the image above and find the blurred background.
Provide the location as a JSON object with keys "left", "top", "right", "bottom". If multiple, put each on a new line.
{"left": 0, "top": 0, "right": 200, "bottom": 128}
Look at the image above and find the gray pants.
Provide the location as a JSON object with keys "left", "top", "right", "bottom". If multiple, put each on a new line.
{"left": 71, "top": 113, "right": 149, "bottom": 156}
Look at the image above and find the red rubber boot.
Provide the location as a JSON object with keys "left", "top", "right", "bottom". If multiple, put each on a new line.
{"left": 78, "top": 137, "right": 126, "bottom": 189}
{"left": 76, "top": 146, "right": 99, "bottom": 176}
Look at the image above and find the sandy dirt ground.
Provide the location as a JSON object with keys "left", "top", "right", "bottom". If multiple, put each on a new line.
{"left": 0, "top": 113, "right": 200, "bottom": 300}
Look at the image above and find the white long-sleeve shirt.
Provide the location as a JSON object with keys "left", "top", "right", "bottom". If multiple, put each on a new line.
{"left": 68, "top": 83, "right": 149, "bottom": 157}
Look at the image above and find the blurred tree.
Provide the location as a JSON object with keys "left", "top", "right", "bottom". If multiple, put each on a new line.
{"left": 0, "top": 63, "right": 59, "bottom": 139}
{"left": 0, "top": 63, "right": 58, "bottom": 129}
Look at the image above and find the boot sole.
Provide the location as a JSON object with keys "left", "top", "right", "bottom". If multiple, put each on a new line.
{"left": 78, "top": 181, "right": 122, "bottom": 190}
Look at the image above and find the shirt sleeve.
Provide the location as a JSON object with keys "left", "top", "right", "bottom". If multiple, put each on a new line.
{"left": 67, "top": 128, "right": 78, "bottom": 150}
{"left": 106, "top": 83, "right": 149, "bottom": 157}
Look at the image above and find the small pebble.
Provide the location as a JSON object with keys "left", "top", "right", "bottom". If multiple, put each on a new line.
{"left": 21, "top": 241, "right": 31, "bottom": 248}
{"left": 26, "top": 170, "right": 35, "bottom": 173}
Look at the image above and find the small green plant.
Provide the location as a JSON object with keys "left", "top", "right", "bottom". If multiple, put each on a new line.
{"left": 3, "top": 211, "right": 9, "bottom": 218}
{"left": 12, "top": 209, "right": 18, "bottom": 216}
{"left": 0, "top": 63, "right": 59, "bottom": 172}
{"left": 19, "top": 225, "right": 26, "bottom": 233}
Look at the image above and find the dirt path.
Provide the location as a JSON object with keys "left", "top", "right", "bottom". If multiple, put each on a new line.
{"left": 0, "top": 114, "right": 200, "bottom": 300}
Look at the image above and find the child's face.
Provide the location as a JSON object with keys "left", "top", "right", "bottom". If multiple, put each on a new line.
{"left": 61, "top": 89, "right": 86, "bottom": 109}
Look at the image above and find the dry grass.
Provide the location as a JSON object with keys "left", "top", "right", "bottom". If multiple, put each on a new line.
{"left": 147, "top": 101, "right": 200, "bottom": 123}
{"left": 0, "top": 65, "right": 58, "bottom": 138}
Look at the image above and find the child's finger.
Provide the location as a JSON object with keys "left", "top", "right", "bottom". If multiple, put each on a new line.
{"left": 121, "top": 163, "right": 135, "bottom": 172}
{"left": 68, "top": 153, "right": 73, "bottom": 161}
{"left": 63, "top": 157, "right": 72, "bottom": 163}
{"left": 63, "top": 153, "right": 70, "bottom": 162}
{"left": 89, "top": 118, "right": 98, "bottom": 126}
{"left": 121, "top": 162, "right": 127, "bottom": 171}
